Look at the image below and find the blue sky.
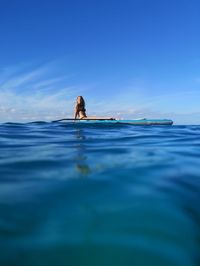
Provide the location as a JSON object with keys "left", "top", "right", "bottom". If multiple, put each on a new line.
{"left": 0, "top": 0, "right": 200, "bottom": 124}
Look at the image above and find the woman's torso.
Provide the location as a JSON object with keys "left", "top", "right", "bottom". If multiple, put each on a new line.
{"left": 77, "top": 104, "right": 87, "bottom": 118}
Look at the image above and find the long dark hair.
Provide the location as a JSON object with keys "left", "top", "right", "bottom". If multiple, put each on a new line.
{"left": 77, "top": 96, "right": 85, "bottom": 108}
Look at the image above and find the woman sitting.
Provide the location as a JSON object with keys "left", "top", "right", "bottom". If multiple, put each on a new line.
{"left": 74, "top": 96, "right": 115, "bottom": 120}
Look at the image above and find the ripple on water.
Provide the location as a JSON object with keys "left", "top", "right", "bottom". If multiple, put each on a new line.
{"left": 0, "top": 123, "right": 200, "bottom": 266}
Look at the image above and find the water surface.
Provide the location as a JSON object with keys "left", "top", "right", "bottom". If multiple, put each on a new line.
{"left": 0, "top": 122, "right": 200, "bottom": 266}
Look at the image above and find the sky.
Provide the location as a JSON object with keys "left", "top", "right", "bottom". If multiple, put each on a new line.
{"left": 0, "top": 0, "right": 200, "bottom": 124}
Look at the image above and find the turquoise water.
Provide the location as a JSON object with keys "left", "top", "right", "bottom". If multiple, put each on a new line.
{"left": 0, "top": 122, "right": 200, "bottom": 266}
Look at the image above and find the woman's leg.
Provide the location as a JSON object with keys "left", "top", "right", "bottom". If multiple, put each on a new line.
{"left": 81, "top": 116, "right": 115, "bottom": 120}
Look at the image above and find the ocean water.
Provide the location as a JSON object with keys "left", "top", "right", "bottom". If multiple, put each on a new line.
{"left": 0, "top": 122, "right": 200, "bottom": 266}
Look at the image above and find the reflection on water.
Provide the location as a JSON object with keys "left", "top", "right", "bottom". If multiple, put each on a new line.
{"left": 74, "top": 128, "right": 91, "bottom": 176}
{"left": 0, "top": 122, "right": 200, "bottom": 266}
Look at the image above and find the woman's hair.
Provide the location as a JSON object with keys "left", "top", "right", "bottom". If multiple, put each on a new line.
{"left": 77, "top": 96, "right": 85, "bottom": 107}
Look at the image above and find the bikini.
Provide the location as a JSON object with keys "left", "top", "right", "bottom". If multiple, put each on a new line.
{"left": 77, "top": 105, "right": 87, "bottom": 119}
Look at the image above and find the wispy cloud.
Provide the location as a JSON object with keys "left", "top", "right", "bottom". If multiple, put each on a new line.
{"left": 0, "top": 61, "right": 86, "bottom": 122}
{"left": 1, "top": 62, "right": 200, "bottom": 124}
{"left": 1, "top": 69, "right": 44, "bottom": 91}
{"left": 83, "top": 83, "right": 200, "bottom": 124}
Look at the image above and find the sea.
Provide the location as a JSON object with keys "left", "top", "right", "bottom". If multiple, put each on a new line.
{"left": 0, "top": 121, "right": 200, "bottom": 266}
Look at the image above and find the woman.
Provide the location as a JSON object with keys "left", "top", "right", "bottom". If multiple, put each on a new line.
{"left": 74, "top": 96, "right": 115, "bottom": 120}
{"left": 74, "top": 96, "right": 87, "bottom": 119}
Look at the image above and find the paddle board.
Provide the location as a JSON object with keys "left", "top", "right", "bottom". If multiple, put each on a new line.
{"left": 52, "top": 118, "right": 173, "bottom": 125}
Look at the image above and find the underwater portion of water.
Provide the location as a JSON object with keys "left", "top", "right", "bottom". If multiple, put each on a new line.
{"left": 0, "top": 122, "right": 200, "bottom": 266}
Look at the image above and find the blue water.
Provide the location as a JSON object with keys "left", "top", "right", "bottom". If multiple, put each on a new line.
{"left": 0, "top": 122, "right": 200, "bottom": 266}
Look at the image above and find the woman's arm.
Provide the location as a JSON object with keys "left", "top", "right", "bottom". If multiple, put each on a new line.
{"left": 74, "top": 106, "right": 78, "bottom": 119}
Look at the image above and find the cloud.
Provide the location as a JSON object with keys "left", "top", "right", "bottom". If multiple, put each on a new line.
{"left": 1, "top": 62, "right": 200, "bottom": 124}
{"left": 0, "top": 62, "right": 86, "bottom": 122}
{"left": 1, "top": 65, "right": 50, "bottom": 91}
